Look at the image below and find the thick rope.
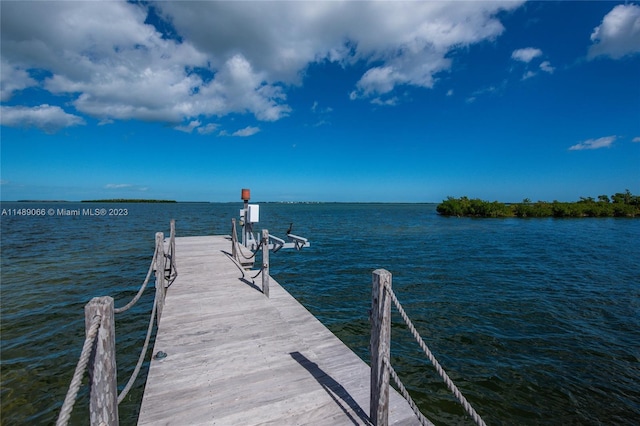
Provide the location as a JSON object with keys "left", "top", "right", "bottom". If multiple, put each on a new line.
{"left": 117, "top": 293, "right": 158, "bottom": 404}
{"left": 384, "top": 358, "right": 432, "bottom": 426}
{"left": 251, "top": 265, "right": 265, "bottom": 279}
{"left": 165, "top": 232, "right": 178, "bottom": 287}
{"left": 56, "top": 315, "right": 101, "bottom": 426}
{"left": 235, "top": 238, "right": 262, "bottom": 260}
{"left": 164, "top": 252, "right": 177, "bottom": 287}
{"left": 386, "top": 286, "right": 487, "bottom": 426}
{"left": 114, "top": 244, "right": 158, "bottom": 314}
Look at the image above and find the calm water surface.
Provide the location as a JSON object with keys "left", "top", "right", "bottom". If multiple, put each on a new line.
{"left": 1, "top": 202, "right": 639, "bottom": 425}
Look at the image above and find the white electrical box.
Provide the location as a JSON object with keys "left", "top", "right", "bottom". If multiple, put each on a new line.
{"left": 239, "top": 209, "right": 245, "bottom": 219}
{"left": 247, "top": 204, "right": 260, "bottom": 223}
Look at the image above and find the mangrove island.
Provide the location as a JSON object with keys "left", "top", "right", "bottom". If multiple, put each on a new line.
{"left": 437, "top": 190, "right": 640, "bottom": 218}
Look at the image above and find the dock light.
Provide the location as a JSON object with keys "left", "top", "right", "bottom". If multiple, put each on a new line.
{"left": 241, "top": 188, "right": 251, "bottom": 201}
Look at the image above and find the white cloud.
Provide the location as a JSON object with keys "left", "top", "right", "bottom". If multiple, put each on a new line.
{"left": 104, "top": 183, "right": 149, "bottom": 192}
{"left": 589, "top": 4, "right": 640, "bottom": 59}
{"left": 105, "top": 184, "right": 133, "bottom": 189}
{"left": 231, "top": 126, "right": 260, "bottom": 137}
{"left": 0, "top": 0, "right": 524, "bottom": 128}
{"left": 511, "top": 48, "right": 553, "bottom": 80}
{"left": 632, "top": 136, "right": 640, "bottom": 143}
{"left": 197, "top": 123, "right": 218, "bottom": 135}
{"left": 539, "top": 61, "right": 555, "bottom": 74}
{"left": 568, "top": 136, "right": 617, "bottom": 151}
{"left": 0, "top": 104, "right": 85, "bottom": 133}
{"left": 0, "top": 60, "right": 37, "bottom": 101}
{"left": 371, "top": 97, "right": 399, "bottom": 106}
{"left": 174, "top": 120, "right": 202, "bottom": 133}
{"left": 511, "top": 48, "right": 543, "bottom": 63}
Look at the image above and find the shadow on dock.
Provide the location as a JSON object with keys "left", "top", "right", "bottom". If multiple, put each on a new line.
{"left": 290, "top": 351, "right": 372, "bottom": 426}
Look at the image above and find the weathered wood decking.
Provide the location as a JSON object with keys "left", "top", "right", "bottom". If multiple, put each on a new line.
{"left": 137, "top": 235, "right": 422, "bottom": 425}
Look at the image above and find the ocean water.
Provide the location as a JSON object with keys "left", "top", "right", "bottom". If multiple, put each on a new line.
{"left": 1, "top": 202, "right": 639, "bottom": 425}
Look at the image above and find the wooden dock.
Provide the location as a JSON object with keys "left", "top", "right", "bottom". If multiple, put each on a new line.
{"left": 137, "top": 235, "right": 422, "bottom": 425}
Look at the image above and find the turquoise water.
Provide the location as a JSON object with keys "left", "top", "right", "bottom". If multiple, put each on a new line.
{"left": 1, "top": 202, "right": 639, "bottom": 425}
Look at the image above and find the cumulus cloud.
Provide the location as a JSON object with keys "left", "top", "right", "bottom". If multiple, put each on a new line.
{"left": 568, "top": 136, "right": 617, "bottom": 151}
{"left": 0, "top": 104, "right": 85, "bottom": 133}
{"left": 0, "top": 0, "right": 524, "bottom": 129}
{"left": 632, "top": 136, "right": 640, "bottom": 143}
{"left": 0, "top": 60, "right": 37, "bottom": 101}
{"left": 589, "top": 4, "right": 640, "bottom": 59}
{"left": 511, "top": 48, "right": 543, "bottom": 63}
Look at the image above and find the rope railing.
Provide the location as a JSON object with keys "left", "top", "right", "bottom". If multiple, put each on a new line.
{"left": 56, "top": 314, "right": 101, "bottom": 426}
{"left": 165, "top": 219, "right": 178, "bottom": 287}
{"left": 114, "top": 243, "right": 158, "bottom": 314}
{"left": 57, "top": 220, "right": 176, "bottom": 426}
{"left": 231, "top": 220, "right": 270, "bottom": 297}
{"left": 370, "top": 269, "right": 487, "bottom": 426}
{"left": 117, "top": 295, "right": 158, "bottom": 404}
{"left": 231, "top": 218, "right": 263, "bottom": 261}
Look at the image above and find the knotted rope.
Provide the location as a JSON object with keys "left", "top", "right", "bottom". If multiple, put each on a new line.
{"left": 386, "top": 286, "right": 487, "bottom": 426}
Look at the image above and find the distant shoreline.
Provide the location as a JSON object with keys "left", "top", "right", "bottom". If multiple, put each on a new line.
{"left": 81, "top": 199, "right": 177, "bottom": 203}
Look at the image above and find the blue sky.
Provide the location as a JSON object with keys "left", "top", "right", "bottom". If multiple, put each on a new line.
{"left": 1, "top": 1, "right": 639, "bottom": 202}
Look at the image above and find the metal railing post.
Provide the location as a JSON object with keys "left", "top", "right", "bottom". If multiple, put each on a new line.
{"left": 371, "top": 269, "right": 391, "bottom": 426}
{"left": 85, "top": 296, "right": 118, "bottom": 426}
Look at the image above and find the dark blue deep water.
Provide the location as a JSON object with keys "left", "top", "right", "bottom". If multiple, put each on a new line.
{"left": 1, "top": 202, "right": 639, "bottom": 425}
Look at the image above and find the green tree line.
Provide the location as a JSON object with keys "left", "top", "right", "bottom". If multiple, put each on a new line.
{"left": 436, "top": 190, "right": 640, "bottom": 218}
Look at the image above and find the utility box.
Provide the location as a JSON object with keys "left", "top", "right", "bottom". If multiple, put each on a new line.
{"left": 247, "top": 204, "right": 260, "bottom": 223}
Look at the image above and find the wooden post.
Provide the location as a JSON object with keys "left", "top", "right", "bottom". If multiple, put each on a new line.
{"left": 371, "top": 269, "right": 391, "bottom": 426}
{"left": 155, "top": 232, "right": 166, "bottom": 323}
{"left": 85, "top": 296, "right": 118, "bottom": 426}
{"left": 231, "top": 219, "right": 238, "bottom": 261}
{"left": 262, "top": 229, "right": 270, "bottom": 298}
{"left": 169, "top": 219, "right": 176, "bottom": 259}
{"left": 167, "top": 219, "right": 176, "bottom": 285}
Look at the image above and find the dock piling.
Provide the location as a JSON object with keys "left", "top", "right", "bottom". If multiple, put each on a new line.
{"left": 371, "top": 269, "right": 392, "bottom": 426}
{"left": 85, "top": 296, "right": 118, "bottom": 426}
{"left": 154, "top": 232, "right": 166, "bottom": 322}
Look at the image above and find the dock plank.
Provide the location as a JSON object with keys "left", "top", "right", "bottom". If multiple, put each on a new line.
{"left": 138, "top": 235, "right": 425, "bottom": 425}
